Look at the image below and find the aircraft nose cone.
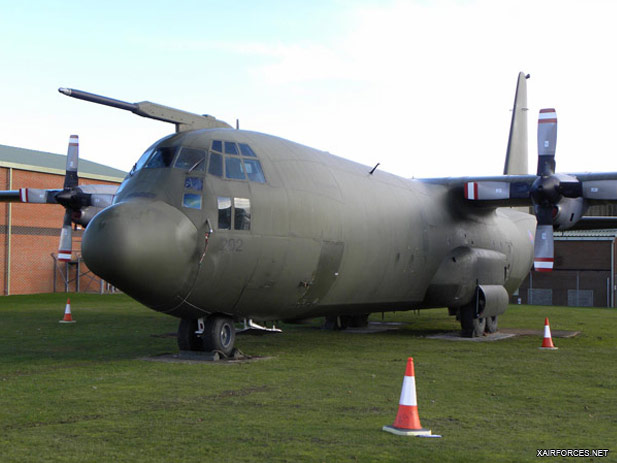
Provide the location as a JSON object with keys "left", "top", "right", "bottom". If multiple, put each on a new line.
{"left": 82, "top": 200, "right": 199, "bottom": 310}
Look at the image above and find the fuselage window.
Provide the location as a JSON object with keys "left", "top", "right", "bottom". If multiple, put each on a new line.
{"left": 217, "top": 196, "right": 232, "bottom": 230}
{"left": 185, "top": 177, "right": 203, "bottom": 191}
{"left": 239, "top": 143, "right": 256, "bottom": 157}
{"left": 225, "top": 157, "right": 246, "bottom": 180}
{"left": 243, "top": 159, "right": 266, "bottom": 183}
{"left": 145, "top": 146, "right": 178, "bottom": 169}
{"left": 183, "top": 193, "right": 202, "bottom": 210}
{"left": 211, "top": 140, "right": 223, "bottom": 153}
{"left": 208, "top": 152, "right": 223, "bottom": 177}
{"left": 175, "top": 147, "right": 206, "bottom": 171}
{"left": 224, "top": 141, "right": 239, "bottom": 155}
{"left": 234, "top": 197, "right": 251, "bottom": 230}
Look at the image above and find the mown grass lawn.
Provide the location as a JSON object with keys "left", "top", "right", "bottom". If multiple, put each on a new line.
{"left": 1, "top": 293, "right": 615, "bottom": 462}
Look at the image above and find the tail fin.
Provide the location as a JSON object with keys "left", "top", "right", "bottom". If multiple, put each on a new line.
{"left": 503, "top": 72, "right": 530, "bottom": 175}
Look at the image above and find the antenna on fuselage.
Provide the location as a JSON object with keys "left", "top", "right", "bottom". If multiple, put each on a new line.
{"left": 369, "top": 163, "right": 380, "bottom": 175}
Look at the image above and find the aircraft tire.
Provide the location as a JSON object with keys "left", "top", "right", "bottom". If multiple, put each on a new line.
{"left": 324, "top": 315, "right": 347, "bottom": 330}
{"left": 459, "top": 306, "right": 486, "bottom": 338}
{"left": 485, "top": 315, "right": 498, "bottom": 333}
{"left": 343, "top": 314, "right": 370, "bottom": 328}
{"left": 203, "top": 315, "right": 236, "bottom": 356}
{"left": 177, "top": 319, "right": 204, "bottom": 351}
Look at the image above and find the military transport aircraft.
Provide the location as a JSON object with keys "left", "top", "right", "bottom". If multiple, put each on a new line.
{"left": 3, "top": 72, "right": 617, "bottom": 356}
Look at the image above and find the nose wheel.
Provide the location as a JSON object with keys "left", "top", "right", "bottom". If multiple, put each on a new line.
{"left": 177, "top": 315, "right": 236, "bottom": 356}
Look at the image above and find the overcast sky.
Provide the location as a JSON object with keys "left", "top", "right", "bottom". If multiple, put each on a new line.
{"left": 1, "top": 0, "right": 617, "bottom": 178}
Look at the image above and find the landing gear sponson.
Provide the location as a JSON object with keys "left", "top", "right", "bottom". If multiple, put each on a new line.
{"left": 177, "top": 315, "right": 236, "bottom": 356}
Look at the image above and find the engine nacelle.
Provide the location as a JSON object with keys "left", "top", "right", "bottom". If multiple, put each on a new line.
{"left": 73, "top": 206, "right": 104, "bottom": 227}
{"left": 553, "top": 196, "right": 586, "bottom": 230}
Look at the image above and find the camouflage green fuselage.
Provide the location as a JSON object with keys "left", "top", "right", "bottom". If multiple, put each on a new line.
{"left": 82, "top": 128, "right": 535, "bottom": 321}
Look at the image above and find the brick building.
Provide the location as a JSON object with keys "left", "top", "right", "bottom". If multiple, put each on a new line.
{"left": 515, "top": 230, "right": 617, "bottom": 308}
{"left": 0, "top": 144, "right": 125, "bottom": 295}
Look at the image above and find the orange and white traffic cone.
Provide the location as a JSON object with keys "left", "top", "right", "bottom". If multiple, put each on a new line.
{"left": 59, "top": 298, "right": 76, "bottom": 324}
{"left": 383, "top": 357, "right": 432, "bottom": 436}
{"left": 539, "top": 317, "right": 557, "bottom": 350}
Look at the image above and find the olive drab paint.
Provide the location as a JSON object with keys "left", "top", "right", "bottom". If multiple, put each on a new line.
{"left": 82, "top": 126, "right": 536, "bottom": 322}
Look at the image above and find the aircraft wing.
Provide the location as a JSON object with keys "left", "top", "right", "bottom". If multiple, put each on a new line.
{"left": 420, "top": 107, "right": 617, "bottom": 272}
{"left": 421, "top": 171, "right": 617, "bottom": 208}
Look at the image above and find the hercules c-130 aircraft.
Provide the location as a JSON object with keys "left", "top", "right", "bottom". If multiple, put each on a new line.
{"left": 4, "top": 72, "right": 617, "bottom": 356}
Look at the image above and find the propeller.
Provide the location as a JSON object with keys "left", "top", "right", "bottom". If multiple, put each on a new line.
{"left": 17, "top": 135, "right": 116, "bottom": 262}
{"left": 464, "top": 108, "right": 617, "bottom": 273}
{"left": 530, "top": 109, "right": 559, "bottom": 271}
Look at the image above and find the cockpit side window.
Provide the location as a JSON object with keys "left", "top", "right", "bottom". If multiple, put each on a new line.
{"left": 175, "top": 147, "right": 207, "bottom": 171}
{"left": 243, "top": 159, "right": 266, "bottom": 183}
{"left": 209, "top": 139, "right": 266, "bottom": 183}
{"left": 234, "top": 197, "right": 251, "bottom": 230}
{"left": 217, "top": 197, "right": 232, "bottom": 230}
{"left": 224, "top": 141, "right": 239, "bottom": 155}
{"left": 239, "top": 143, "right": 256, "bottom": 157}
{"left": 130, "top": 147, "right": 155, "bottom": 175}
{"left": 225, "top": 157, "right": 246, "bottom": 180}
{"left": 211, "top": 140, "right": 222, "bottom": 153}
{"left": 208, "top": 152, "right": 223, "bottom": 177}
{"left": 145, "top": 146, "right": 178, "bottom": 169}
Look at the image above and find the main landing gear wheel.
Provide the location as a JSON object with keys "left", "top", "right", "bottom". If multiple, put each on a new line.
{"left": 459, "top": 306, "right": 486, "bottom": 338}
{"left": 324, "top": 314, "right": 370, "bottom": 330}
{"left": 485, "top": 315, "right": 498, "bottom": 334}
{"left": 177, "top": 318, "right": 204, "bottom": 351}
{"left": 203, "top": 315, "right": 236, "bottom": 356}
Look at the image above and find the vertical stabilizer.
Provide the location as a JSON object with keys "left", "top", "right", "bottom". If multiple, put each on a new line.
{"left": 503, "top": 72, "right": 529, "bottom": 175}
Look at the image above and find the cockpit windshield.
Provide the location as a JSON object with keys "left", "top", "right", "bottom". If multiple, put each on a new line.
{"left": 145, "top": 146, "right": 178, "bottom": 169}
{"left": 129, "top": 137, "right": 266, "bottom": 184}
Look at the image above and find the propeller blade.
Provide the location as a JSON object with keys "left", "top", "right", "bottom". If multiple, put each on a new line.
{"left": 18, "top": 188, "right": 59, "bottom": 204}
{"left": 533, "top": 224, "right": 554, "bottom": 272}
{"left": 63, "top": 134, "right": 79, "bottom": 189}
{"left": 58, "top": 210, "right": 73, "bottom": 262}
{"left": 582, "top": 180, "right": 617, "bottom": 200}
{"left": 537, "top": 108, "right": 557, "bottom": 176}
{"left": 464, "top": 181, "right": 511, "bottom": 200}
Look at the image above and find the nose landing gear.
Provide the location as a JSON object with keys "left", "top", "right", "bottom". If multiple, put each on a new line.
{"left": 177, "top": 314, "right": 236, "bottom": 356}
